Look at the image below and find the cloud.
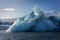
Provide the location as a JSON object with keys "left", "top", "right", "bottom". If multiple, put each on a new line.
{"left": 0, "top": 8, "right": 16, "bottom": 12}
{"left": 0, "top": 8, "right": 24, "bottom": 19}
{"left": 2, "top": 8, "right": 15, "bottom": 11}
{"left": 0, "top": 8, "right": 22, "bottom": 12}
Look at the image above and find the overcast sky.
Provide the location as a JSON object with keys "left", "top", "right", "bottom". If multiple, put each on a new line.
{"left": 0, "top": 0, "right": 60, "bottom": 19}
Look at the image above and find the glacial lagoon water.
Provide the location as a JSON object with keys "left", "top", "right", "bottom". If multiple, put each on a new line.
{"left": 0, "top": 30, "right": 60, "bottom": 40}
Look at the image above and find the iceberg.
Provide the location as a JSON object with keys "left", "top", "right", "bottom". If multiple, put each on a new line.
{"left": 6, "top": 12, "right": 36, "bottom": 32}
{"left": 6, "top": 5, "right": 59, "bottom": 32}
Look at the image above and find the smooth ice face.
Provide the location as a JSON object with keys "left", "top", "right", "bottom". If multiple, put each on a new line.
{"left": 48, "top": 16, "right": 58, "bottom": 23}
{"left": 48, "top": 16, "right": 60, "bottom": 28}
{"left": 32, "top": 18, "right": 58, "bottom": 32}
{"left": 24, "top": 11, "right": 35, "bottom": 21}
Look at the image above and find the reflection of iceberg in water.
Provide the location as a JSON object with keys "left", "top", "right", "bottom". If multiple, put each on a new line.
{"left": 6, "top": 5, "right": 59, "bottom": 32}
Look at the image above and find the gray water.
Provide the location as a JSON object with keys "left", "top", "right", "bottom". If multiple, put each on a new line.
{"left": 0, "top": 30, "right": 60, "bottom": 40}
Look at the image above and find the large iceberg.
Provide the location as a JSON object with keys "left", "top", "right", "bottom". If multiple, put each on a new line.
{"left": 6, "top": 5, "right": 59, "bottom": 32}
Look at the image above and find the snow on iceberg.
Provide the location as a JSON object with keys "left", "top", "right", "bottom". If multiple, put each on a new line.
{"left": 24, "top": 11, "right": 35, "bottom": 21}
{"left": 19, "top": 16, "right": 26, "bottom": 21}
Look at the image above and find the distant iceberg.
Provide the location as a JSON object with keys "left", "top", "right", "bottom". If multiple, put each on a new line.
{"left": 0, "top": 19, "right": 2, "bottom": 24}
